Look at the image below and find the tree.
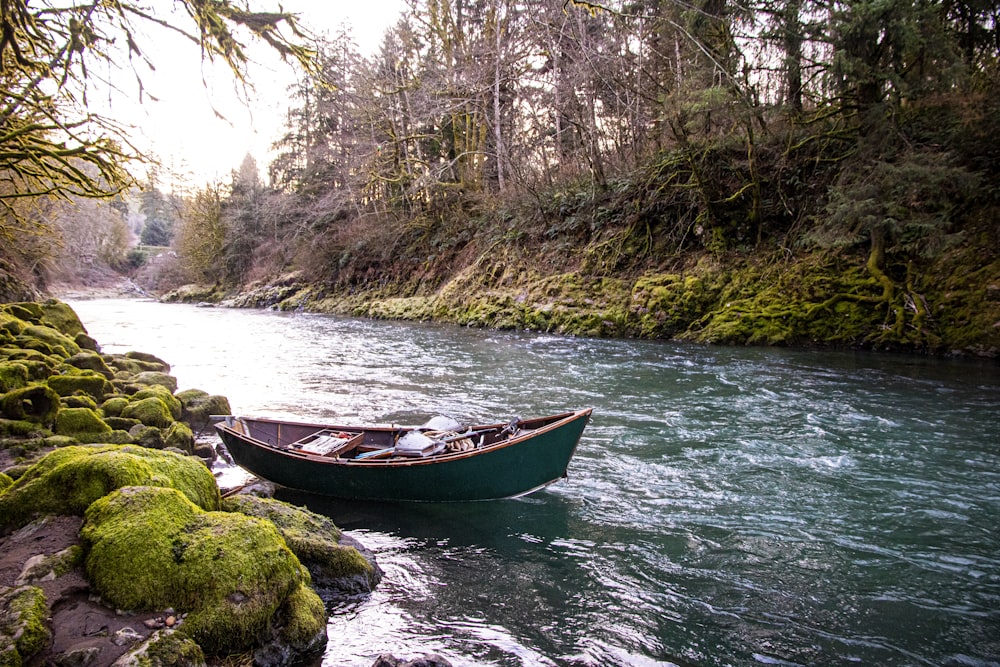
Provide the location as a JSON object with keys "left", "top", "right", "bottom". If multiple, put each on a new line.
{"left": 0, "top": 0, "right": 316, "bottom": 213}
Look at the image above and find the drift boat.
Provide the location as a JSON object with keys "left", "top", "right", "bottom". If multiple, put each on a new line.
{"left": 214, "top": 409, "right": 592, "bottom": 501}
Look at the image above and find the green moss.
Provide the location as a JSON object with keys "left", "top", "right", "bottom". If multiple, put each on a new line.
{"left": 0, "top": 585, "right": 50, "bottom": 664}
{"left": 0, "top": 444, "right": 220, "bottom": 532}
{"left": 74, "top": 332, "right": 100, "bottom": 353}
{"left": 0, "top": 385, "right": 60, "bottom": 424}
{"left": 122, "top": 397, "right": 174, "bottom": 428}
{"left": 132, "top": 372, "right": 178, "bottom": 393}
{"left": 0, "top": 419, "right": 46, "bottom": 438}
{"left": 36, "top": 300, "right": 87, "bottom": 338}
{"left": 1, "top": 303, "right": 41, "bottom": 325}
{"left": 125, "top": 631, "right": 207, "bottom": 667}
{"left": 129, "top": 425, "right": 164, "bottom": 449}
{"left": 100, "top": 397, "right": 130, "bottom": 417}
{"left": 55, "top": 407, "right": 111, "bottom": 436}
{"left": 103, "top": 416, "right": 141, "bottom": 432}
{"left": 163, "top": 422, "right": 193, "bottom": 454}
{"left": 0, "top": 362, "right": 29, "bottom": 393}
{"left": 131, "top": 386, "right": 182, "bottom": 420}
{"left": 0, "top": 472, "right": 11, "bottom": 491}
{"left": 63, "top": 352, "right": 113, "bottom": 379}
{"left": 61, "top": 395, "right": 98, "bottom": 410}
{"left": 82, "top": 486, "right": 312, "bottom": 656}
{"left": 221, "top": 495, "right": 380, "bottom": 592}
{"left": 47, "top": 372, "right": 111, "bottom": 401}
{"left": 176, "top": 390, "right": 231, "bottom": 431}
{"left": 125, "top": 351, "right": 170, "bottom": 372}
{"left": 274, "top": 583, "right": 326, "bottom": 651}
{"left": 17, "top": 325, "right": 80, "bottom": 359}
{"left": 0, "top": 311, "right": 27, "bottom": 337}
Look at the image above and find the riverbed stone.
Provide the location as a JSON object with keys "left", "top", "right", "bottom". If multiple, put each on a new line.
{"left": 18, "top": 324, "right": 80, "bottom": 359}
{"left": 0, "top": 445, "right": 221, "bottom": 533}
{"left": 131, "top": 372, "right": 177, "bottom": 393}
{"left": 81, "top": 486, "right": 323, "bottom": 657}
{"left": 163, "top": 422, "right": 194, "bottom": 454}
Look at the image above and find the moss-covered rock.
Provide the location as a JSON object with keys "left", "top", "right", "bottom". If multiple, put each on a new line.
{"left": 103, "top": 416, "right": 141, "bottom": 432}
{"left": 162, "top": 422, "right": 194, "bottom": 454}
{"left": 46, "top": 372, "right": 112, "bottom": 401}
{"left": 63, "top": 352, "right": 114, "bottom": 379}
{"left": 54, "top": 407, "right": 111, "bottom": 437}
{"left": 60, "top": 395, "right": 98, "bottom": 410}
{"left": 0, "top": 419, "right": 47, "bottom": 438}
{"left": 100, "top": 396, "right": 130, "bottom": 418}
{"left": 176, "top": 390, "right": 231, "bottom": 432}
{"left": 16, "top": 325, "right": 80, "bottom": 359}
{"left": 0, "top": 472, "right": 11, "bottom": 491}
{"left": 36, "top": 299, "right": 87, "bottom": 338}
{"left": 74, "top": 332, "right": 99, "bottom": 353}
{"left": 0, "top": 362, "right": 29, "bottom": 393}
{"left": 81, "top": 486, "right": 320, "bottom": 656}
{"left": 121, "top": 397, "right": 174, "bottom": 429}
{"left": 0, "top": 585, "right": 50, "bottom": 666}
{"left": 124, "top": 352, "right": 170, "bottom": 372}
{"left": 132, "top": 372, "right": 178, "bottom": 394}
{"left": 0, "top": 445, "right": 220, "bottom": 532}
{"left": 222, "top": 495, "right": 382, "bottom": 594}
{"left": 129, "top": 425, "right": 164, "bottom": 450}
{"left": 0, "top": 385, "right": 60, "bottom": 424}
{"left": 113, "top": 630, "right": 207, "bottom": 667}
{"left": 131, "top": 386, "right": 182, "bottom": 420}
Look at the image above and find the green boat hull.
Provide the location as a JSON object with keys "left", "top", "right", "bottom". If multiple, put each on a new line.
{"left": 215, "top": 409, "right": 592, "bottom": 501}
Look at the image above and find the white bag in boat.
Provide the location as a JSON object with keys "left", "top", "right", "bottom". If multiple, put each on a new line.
{"left": 420, "top": 415, "right": 463, "bottom": 432}
{"left": 395, "top": 431, "right": 445, "bottom": 457}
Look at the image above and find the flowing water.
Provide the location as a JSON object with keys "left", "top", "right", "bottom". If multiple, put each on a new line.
{"left": 65, "top": 298, "right": 1000, "bottom": 667}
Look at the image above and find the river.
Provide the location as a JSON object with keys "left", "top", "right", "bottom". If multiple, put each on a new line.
{"left": 65, "top": 298, "right": 1000, "bottom": 667}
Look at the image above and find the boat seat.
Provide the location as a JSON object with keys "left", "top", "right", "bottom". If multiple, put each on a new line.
{"left": 293, "top": 430, "right": 363, "bottom": 457}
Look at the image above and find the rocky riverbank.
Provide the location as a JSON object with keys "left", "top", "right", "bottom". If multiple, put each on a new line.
{"left": 0, "top": 300, "right": 383, "bottom": 667}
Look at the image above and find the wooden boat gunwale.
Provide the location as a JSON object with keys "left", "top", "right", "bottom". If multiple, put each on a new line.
{"left": 221, "top": 409, "right": 589, "bottom": 468}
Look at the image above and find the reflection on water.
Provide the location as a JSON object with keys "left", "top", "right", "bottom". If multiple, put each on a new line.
{"left": 67, "top": 299, "right": 1000, "bottom": 667}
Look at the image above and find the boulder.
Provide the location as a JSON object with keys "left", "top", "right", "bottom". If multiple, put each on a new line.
{"left": 175, "top": 390, "right": 231, "bottom": 432}
{"left": 221, "top": 495, "right": 383, "bottom": 594}
{"left": 0, "top": 361, "right": 29, "bottom": 392}
{"left": 81, "top": 486, "right": 324, "bottom": 657}
{"left": 130, "top": 386, "right": 182, "bottom": 420}
{"left": 55, "top": 407, "right": 112, "bottom": 437}
{"left": 163, "top": 422, "right": 194, "bottom": 454}
{"left": 0, "top": 384, "right": 60, "bottom": 423}
{"left": 111, "top": 630, "right": 206, "bottom": 667}
{"left": 100, "top": 397, "right": 130, "bottom": 418}
{"left": 17, "top": 324, "right": 80, "bottom": 359}
{"left": 132, "top": 372, "right": 178, "bottom": 393}
{"left": 64, "top": 352, "right": 114, "bottom": 379}
{"left": 47, "top": 372, "right": 112, "bottom": 400}
{"left": 0, "top": 445, "right": 221, "bottom": 533}
{"left": 121, "top": 397, "right": 174, "bottom": 428}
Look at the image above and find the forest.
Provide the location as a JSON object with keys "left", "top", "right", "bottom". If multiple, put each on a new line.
{"left": 2, "top": 0, "right": 999, "bottom": 355}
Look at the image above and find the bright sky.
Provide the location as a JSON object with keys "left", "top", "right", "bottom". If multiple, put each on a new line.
{"left": 107, "top": 1, "right": 404, "bottom": 190}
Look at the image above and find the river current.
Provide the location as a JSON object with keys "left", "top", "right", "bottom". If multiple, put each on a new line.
{"left": 65, "top": 298, "right": 1000, "bottom": 667}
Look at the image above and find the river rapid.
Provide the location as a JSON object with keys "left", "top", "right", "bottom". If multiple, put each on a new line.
{"left": 65, "top": 298, "right": 1000, "bottom": 667}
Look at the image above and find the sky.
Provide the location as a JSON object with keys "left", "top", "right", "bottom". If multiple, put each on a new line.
{"left": 107, "top": 1, "right": 405, "bottom": 190}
